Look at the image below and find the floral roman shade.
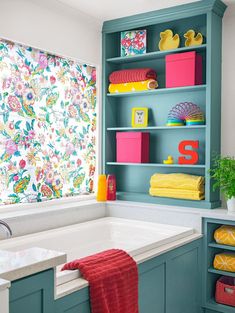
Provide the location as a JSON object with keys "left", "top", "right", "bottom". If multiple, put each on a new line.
{"left": 0, "top": 39, "right": 96, "bottom": 205}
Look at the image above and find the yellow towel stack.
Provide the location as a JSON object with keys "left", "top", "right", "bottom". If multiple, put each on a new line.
{"left": 149, "top": 173, "right": 205, "bottom": 201}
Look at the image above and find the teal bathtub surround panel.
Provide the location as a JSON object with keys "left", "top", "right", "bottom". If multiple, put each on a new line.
{"left": 203, "top": 218, "right": 235, "bottom": 313}
{"left": 102, "top": 0, "right": 226, "bottom": 209}
{"left": 8, "top": 239, "right": 202, "bottom": 313}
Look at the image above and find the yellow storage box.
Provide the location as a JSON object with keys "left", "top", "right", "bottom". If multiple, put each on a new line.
{"left": 214, "top": 225, "right": 235, "bottom": 247}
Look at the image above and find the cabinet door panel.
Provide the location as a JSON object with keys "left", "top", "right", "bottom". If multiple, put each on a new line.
{"left": 166, "top": 248, "right": 200, "bottom": 313}
{"left": 139, "top": 263, "right": 165, "bottom": 313}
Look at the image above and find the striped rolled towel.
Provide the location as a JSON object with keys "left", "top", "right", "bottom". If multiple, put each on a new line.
{"left": 109, "top": 79, "right": 158, "bottom": 93}
{"left": 109, "top": 68, "right": 157, "bottom": 84}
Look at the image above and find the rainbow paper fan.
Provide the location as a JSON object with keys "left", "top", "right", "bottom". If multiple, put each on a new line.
{"left": 167, "top": 102, "right": 205, "bottom": 126}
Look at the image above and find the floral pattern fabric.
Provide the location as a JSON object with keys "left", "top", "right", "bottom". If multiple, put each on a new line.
{"left": 0, "top": 38, "right": 96, "bottom": 205}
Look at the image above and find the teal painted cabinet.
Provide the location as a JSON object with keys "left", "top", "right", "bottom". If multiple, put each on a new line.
{"left": 8, "top": 239, "right": 202, "bottom": 313}
{"left": 102, "top": 0, "right": 226, "bottom": 209}
{"left": 202, "top": 218, "right": 235, "bottom": 313}
{"left": 9, "top": 269, "right": 55, "bottom": 313}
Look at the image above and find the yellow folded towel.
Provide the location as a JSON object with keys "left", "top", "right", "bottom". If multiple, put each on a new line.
{"left": 150, "top": 173, "right": 204, "bottom": 192}
{"left": 214, "top": 253, "right": 235, "bottom": 272}
{"left": 149, "top": 187, "right": 205, "bottom": 200}
{"left": 108, "top": 79, "right": 158, "bottom": 93}
{"left": 214, "top": 225, "right": 235, "bottom": 247}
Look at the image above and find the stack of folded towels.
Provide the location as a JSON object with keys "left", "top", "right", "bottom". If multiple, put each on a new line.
{"left": 149, "top": 173, "right": 205, "bottom": 200}
{"left": 108, "top": 68, "right": 158, "bottom": 93}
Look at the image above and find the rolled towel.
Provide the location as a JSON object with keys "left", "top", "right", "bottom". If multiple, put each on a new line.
{"left": 149, "top": 187, "right": 205, "bottom": 200}
{"left": 214, "top": 253, "right": 235, "bottom": 272}
{"left": 109, "top": 79, "right": 158, "bottom": 93}
{"left": 150, "top": 173, "right": 204, "bottom": 192}
{"left": 214, "top": 225, "right": 235, "bottom": 247}
{"left": 109, "top": 68, "right": 157, "bottom": 84}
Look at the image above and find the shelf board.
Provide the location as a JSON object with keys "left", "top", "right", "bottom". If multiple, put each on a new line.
{"left": 205, "top": 299, "right": 235, "bottom": 313}
{"left": 106, "top": 44, "right": 207, "bottom": 64}
{"left": 106, "top": 162, "right": 206, "bottom": 168}
{"left": 107, "top": 125, "right": 206, "bottom": 131}
{"left": 208, "top": 242, "right": 235, "bottom": 252}
{"left": 115, "top": 191, "right": 214, "bottom": 209}
{"left": 208, "top": 267, "right": 235, "bottom": 278}
{"left": 107, "top": 84, "right": 207, "bottom": 97}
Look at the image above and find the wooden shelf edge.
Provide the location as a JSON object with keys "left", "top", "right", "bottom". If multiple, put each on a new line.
{"left": 208, "top": 267, "right": 235, "bottom": 278}
{"left": 208, "top": 242, "right": 235, "bottom": 252}
{"left": 205, "top": 299, "right": 235, "bottom": 313}
{"left": 107, "top": 125, "right": 206, "bottom": 131}
{"left": 116, "top": 191, "right": 215, "bottom": 209}
{"left": 106, "top": 162, "right": 206, "bottom": 168}
{"left": 107, "top": 85, "right": 207, "bottom": 97}
{"left": 106, "top": 44, "right": 207, "bottom": 64}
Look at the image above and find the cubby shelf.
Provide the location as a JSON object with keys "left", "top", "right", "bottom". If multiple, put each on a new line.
{"left": 208, "top": 242, "right": 235, "bottom": 252}
{"left": 102, "top": 0, "right": 225, "bottom": 208}
{"left": 116, "top": 191, "right": 214, "bottom": 209}
{"left": 107, "top": 125, "right": 206, "bottom": 131}
{"left": 106, "top": 44, "right": 207, "bottom": 64}
{"left": 208, "top": 268, "right": 235, "bottom": 278}
{"left": 206, "top": 299, "right": 235, "bottom": 313}
{"left": 106, "top": 162, "right": 206, "bottom": 168}
{"left": 107, "top": 84, "right": 207, "bottom": 97}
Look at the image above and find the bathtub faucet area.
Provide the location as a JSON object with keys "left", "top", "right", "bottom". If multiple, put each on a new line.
{"left": 0, "top": 220, "right": 12, "bottom": 239}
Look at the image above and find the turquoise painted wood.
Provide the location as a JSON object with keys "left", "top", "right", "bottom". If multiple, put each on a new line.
{"left": 9, "top": 269, "right": 55, "bottom": 313}
{"left": 55, "top": 287, "right": 90, "bottom": 313}
{"left": 9, "top": 239, "right": 202, "bottom": 313}
{"left": 203, "top": 218, "right": 235, "bottom": 313}
{"left": 102, "top": 0, "right": 226, "bottom": 209}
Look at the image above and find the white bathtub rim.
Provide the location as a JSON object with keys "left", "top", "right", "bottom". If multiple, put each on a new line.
{"left": 55, "top": 232, "right": 202, "bottom": 299}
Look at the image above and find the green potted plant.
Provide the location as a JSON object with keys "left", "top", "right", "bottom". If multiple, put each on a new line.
{"left": 210, "top": 156, "right": 235, "bottom": 212}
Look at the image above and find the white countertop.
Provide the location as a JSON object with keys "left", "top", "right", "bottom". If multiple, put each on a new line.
{"left": 0, "top": 247, "right": 66, "bottom": 281}
{"left": 0, "top": 278, "right": 10, "bottom": 291}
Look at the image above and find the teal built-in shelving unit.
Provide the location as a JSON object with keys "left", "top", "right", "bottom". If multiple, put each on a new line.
{"left": 102, "top": 0, "right": 227, "bottom": 209}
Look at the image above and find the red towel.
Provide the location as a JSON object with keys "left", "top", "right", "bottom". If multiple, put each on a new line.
{"left": 61, "top": 249, "right": 139, "bottom": 313}
{"left": 109, "top": 68, "right": 157, "bottom": 84}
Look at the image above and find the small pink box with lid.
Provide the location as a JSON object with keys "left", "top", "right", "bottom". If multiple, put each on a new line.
{"left": 116, "top": 132, "right": 149, "bottom": 163}
{"left": 165, "top": 51, "right": 203, "bottom": 88}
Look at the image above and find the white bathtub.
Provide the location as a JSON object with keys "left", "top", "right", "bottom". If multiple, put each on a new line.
{"left": 0, "top": 217, "right": 194, "bottom": 286}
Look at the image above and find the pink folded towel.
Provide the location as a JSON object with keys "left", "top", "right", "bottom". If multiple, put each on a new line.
{"left": 109, "top": 68, "right": 157, "bottom": 84}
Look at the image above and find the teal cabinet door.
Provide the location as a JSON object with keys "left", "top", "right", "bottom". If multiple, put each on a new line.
{"left": 166, "top": 247, "right": 201, "bottom": 313}
{"left": 9, "top": 270, "right": 55, "bottom": 313}
{"left": 139, "top": 263, "right": 165, "bottom": 313}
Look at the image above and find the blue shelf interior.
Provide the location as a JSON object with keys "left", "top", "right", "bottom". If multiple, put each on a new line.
{"left": 103, "top": 6, "right": 222, "bottom": 208}
{"left": 204, "top": 220, "right": 235, "bottom": 313}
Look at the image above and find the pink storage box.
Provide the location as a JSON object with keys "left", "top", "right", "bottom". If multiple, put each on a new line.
{"left": 166, "top": 51, "right": 203, "bottom": 88}
{"left": 116, "top": 132, "right": 149, "bottom": 163}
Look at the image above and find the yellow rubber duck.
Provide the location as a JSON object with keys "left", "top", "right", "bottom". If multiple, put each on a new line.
{"left": 163, "top": 155, "right": 174, "bottom": 165}
{"left": 159, "top": 29, "right": 180, "bottom": 51}
{"left": 184, "top": 29, "right": 203, "bottom": 47}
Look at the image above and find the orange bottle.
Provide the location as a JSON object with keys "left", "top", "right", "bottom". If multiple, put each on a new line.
{"left": 96, "top": 175, "right": 107, "bottom": 201}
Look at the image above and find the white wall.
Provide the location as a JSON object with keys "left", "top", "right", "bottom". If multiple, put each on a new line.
{"left": 0, "top": 0, "right": 101, "bottom": 66}
{"left": 222, "top": 5, "right": 235, "bottom": 156}
{"left": 0, "top": 0, "right": 234, "bottom": 157}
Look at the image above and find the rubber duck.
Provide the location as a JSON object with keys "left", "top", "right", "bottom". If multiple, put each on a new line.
{"left": 159, "top": 29, "right": 180, "bottom": 51}
{"left": 163, "top": 155, "right": 174, "bottom": 164}
{"left": 184, "top": 29, "right": 203, "bottom": 47}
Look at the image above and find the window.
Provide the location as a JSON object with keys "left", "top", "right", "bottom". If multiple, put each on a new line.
{"left": 0, "top": 38, "right": 97, "bottom": 205}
